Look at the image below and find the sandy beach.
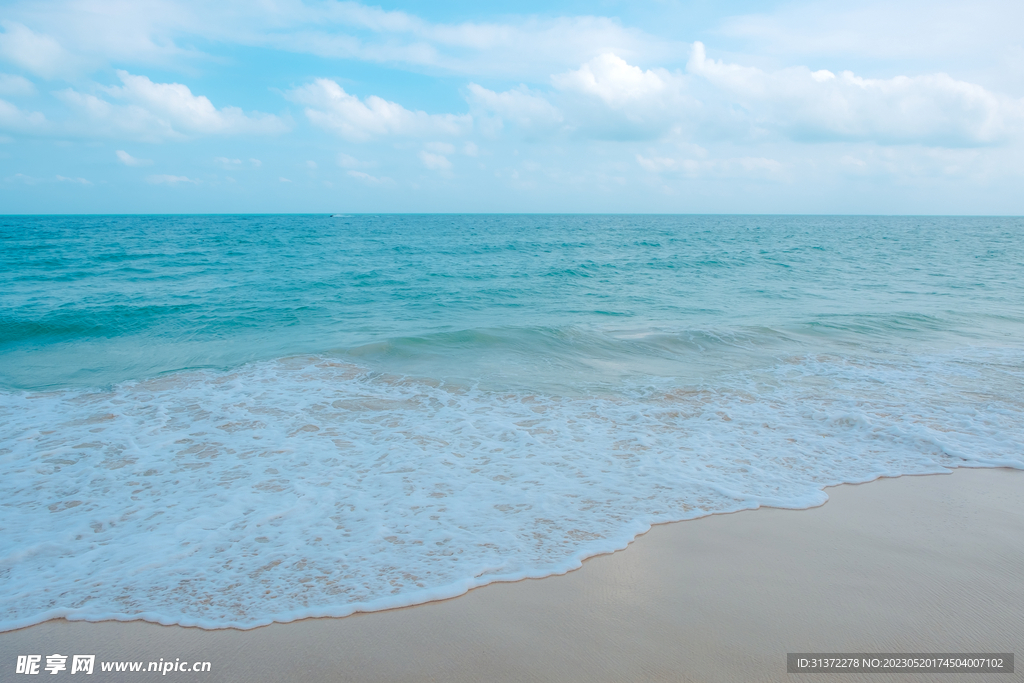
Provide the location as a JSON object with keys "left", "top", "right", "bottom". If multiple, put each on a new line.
{"left": 3, "top": 467, "right": 1021, "bottom": 682}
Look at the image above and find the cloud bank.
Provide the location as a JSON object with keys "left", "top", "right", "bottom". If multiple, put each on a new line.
{"left": 55, "top": 71, "right": 286, "bottom": 141}
{"left": 287, "top": 79, "right": 470, "bottom": 141}
{"left": 0, "top": 0, "right": 1022, "bottom": 213}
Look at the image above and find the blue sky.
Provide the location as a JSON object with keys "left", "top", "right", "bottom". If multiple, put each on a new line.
{"left": 1, "top": 0, "right": 1022, "bottom": 213}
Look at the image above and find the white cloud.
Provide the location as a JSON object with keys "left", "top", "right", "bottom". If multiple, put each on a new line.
{"left": 419, "top": 150, "right": 452, "bottom": 171}
{"left": 0, "top": 2, "right": 684, "bottom": 80}
{"left": 462, "top": 141, "right": 478, "bottom": 156}
{"left": 466, "top": 83, "right": 563, "bottom": 131}
{"left": 1, "top": 1, "right": 206, "bottom": 72}
{"left": 826, "top": 145, "right": 994, "bottom": 180}
{"left": 146, "top": 174, "right": 194, "bottom": 184}
{"left": 287, "top": 78, "right": 470, "bottom": 141}
{"left": 56, "top": 174, "right": 91, "bottom": 184}
{"left": 687, "top": 42, "right": 1024, "bottom": 146}
{"left": 56, "top": 71, "right": 287, "bottom": 141}
{"left": 347, "top": 169, "right": 391, "bottom": 184}
{"left": 636, "top": 152, "right": 784, "bottom": 179}
{"left": 257, "top": 10, "right": 679, "bottom": 79}
{"left": 55, "top": 88, "right": 175, "bottom": 140}
{"left": 538, "top": 54, "right": 697, "bottom": 141}
{"left": 635, "top": 154, "right": 681, "bottom": 173}
{"left": 108, "top": 71, "right": 285, "bottom": 135}
{"left": 0, "top": 98, "right": 46, "bottom": 131}
{"left": 214, "top": 156, "right": 262, "bottom": 169}
{"left": 0, "top": 21, "right": 75, "bottom": 79}
{"left": 718, "top": 0, "right": 1024, "bottom": 72}
{"left": 0, "top": 73, "right": 36, "bottom": 97}
{"left": 552, "top": 54, "right": 669, "bottom": 106}
{"left": 463, "top": 46, "right": 1023, "bottom": 148}
{"left": 116, "top": 149, "right": 152, "bottom": 166}
{"left": 337, "top": 152, "right": 361, "bottom": 168}
{"left": 306, "top": 160, "right": 317, "bottom": 169}
{"left": 5, "top": 172, "right": 41, "bottom": 183}
{"left": 5, "top": 172, "right": 93, "bottom": 184}
{"left": 279, "top": 177, "right": 292, "bottom": 182}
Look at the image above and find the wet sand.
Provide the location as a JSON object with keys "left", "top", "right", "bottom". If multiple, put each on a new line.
{"left": 2, "top": 467, "right": 1021, "bottom": 682}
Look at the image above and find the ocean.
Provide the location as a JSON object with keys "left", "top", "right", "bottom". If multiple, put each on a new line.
{"left": 2, "top": 214, "right": 1022, "bottom": 630}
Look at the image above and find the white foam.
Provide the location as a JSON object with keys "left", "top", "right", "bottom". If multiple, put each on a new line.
{"left": 1, "top": 348, "right": 1021, "bottom": 631}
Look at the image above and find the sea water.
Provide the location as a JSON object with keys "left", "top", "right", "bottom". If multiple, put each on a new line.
{"left": 1, "top": 214, "right": 1022, "bottom": 630}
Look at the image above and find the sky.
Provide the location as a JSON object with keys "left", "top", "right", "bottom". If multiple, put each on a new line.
{"left": 0, "top": 0, "right": 1022, "bottom": 214}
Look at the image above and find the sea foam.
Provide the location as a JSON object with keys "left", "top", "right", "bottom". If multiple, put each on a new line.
{"left": 2, "top": 347, "right": 1021, "bottom": 631}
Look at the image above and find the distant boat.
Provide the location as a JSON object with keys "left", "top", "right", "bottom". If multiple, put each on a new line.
{"left": 331, "top": 214, "right": 350, "bottom": 218}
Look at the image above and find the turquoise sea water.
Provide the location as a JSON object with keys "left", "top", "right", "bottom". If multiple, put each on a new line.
{"left": 2, "top": 214, "right": 1022, "bottom": 629}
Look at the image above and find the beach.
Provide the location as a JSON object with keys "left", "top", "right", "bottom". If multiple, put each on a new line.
{"left": 2, "top": 0, "right": 1022, "bottom": 672}
{"left": 3, "top": 466, "right": 1021, "bottom": 682}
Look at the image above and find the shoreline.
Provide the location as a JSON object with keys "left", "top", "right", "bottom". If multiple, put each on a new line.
{"left": 3, "top": 466, "right": 1022, "bottom": 681}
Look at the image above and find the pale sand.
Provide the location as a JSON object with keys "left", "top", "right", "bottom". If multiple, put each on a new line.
{"left": 2, "top": 467, "right": 1021, "bottom": 682}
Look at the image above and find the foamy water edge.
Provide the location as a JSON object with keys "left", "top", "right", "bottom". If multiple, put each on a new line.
{"left": 2, "top": 350, "right": 1022, "bottom": 632}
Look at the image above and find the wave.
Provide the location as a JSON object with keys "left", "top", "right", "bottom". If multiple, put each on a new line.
{"left": 1, "top": 345, "right": 1021, "bottom": 631}
{"left": 4, "top": 312, "right": 1020, "bottom": 393}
